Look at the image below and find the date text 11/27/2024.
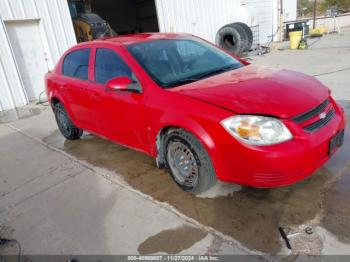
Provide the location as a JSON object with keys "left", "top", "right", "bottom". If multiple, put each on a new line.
{"left": 127, "top": 255, "right": 220, "bottom": 261}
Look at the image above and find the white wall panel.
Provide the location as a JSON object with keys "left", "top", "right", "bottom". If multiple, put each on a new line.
{"left": 0, "top": 56, "right": 16, "bottom": 111}
{"left": 8, "top": 0, "right": 26, "bottom": 19}
{"left": 244, "top": 0, "right": 275, "bottom": 44}
{"left": 34, "top": 0, "right": 63, "bottom": 64}
{"left": 0, "top": 0, "right": 76, "bottom": 111}
{"left": 46, "top": 0, "right": 69, "bottom": 56}
{"left": 57, "top": 0, "right": 77, "bottom": 48}
{"left": 284, "top": 0, "right": 297, "bottom": 22}
{"left": 0, "top": 0, "right": 12, "bottom": 20}
{"left": 0, "top": 18, "right": 27, "bottom": 110}
{"left": 21, "top": 0, "right": 39, "bottom": 18}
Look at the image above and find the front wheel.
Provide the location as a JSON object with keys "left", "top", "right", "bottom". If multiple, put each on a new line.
{"left": 164, "top": 129, "right": 217, "bottom": 194}
{"left": 54, "top": 103, "right": 83, "bottom": 140}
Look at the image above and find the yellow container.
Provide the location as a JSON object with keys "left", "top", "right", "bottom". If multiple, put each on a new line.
{"left": 309, "top": 26, "right": 329, "bottom": 37}
{"left": 289, "top": 31, "right": 302, "bottom": 50}
{"left": 318, "top": 26, "right": 329, "bottom": 34}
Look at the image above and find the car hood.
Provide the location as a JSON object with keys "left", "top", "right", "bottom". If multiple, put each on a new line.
{"left": 171, "top": 65, "right": 329, "bottom": 119}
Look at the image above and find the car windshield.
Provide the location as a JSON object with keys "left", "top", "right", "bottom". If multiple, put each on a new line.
{"left": 127, "top": 38, "right": 243, "bottom": 88}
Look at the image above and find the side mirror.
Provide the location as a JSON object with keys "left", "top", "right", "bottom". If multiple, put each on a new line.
{"left": 106, "top": 76, "right": 141, "bottom": 93}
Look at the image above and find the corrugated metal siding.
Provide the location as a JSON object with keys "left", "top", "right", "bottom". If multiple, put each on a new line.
{"left": 0, "top": 0, "right": 76, "bottom": 65}
{"left": 155, "top": 0, "right": 249, "bottom": 43}
{"left": 0, "top": 56, "right": 14, "bottom": 111}
{"left": 0, "top": 18, "right": 27, "bottom": 110}
{"left": 155, "top": 0, "right": 297, "bottom": 44}
{"left": 0, "top": 0, "right": 76, "bottom": 111}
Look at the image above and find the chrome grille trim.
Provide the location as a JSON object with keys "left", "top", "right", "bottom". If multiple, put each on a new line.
{"left": 292, "top": 99, "right": 330, "bottom": 124}
{"left": 304, "top": 108, "right": 335, "bottom": 132}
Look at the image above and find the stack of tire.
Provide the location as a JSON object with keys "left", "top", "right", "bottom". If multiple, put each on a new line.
{"left": 215, "top": 22, "right": 253, "bottom": 56}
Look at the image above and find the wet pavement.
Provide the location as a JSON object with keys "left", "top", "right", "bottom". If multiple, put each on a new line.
{"left": 322, "top": 170, "right": 350, "bottom": 243}
{"left": 138, "top": 226, "right": 208, "bottom": 254}
{"left": 41, "top": 101, "right": 350, "bottom": 254}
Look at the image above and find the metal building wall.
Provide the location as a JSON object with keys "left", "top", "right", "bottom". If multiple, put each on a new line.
{"left": 155, "top": 0, "right": 248, "bottom": 43}
{"left": 155, "top": 0, "right": 296, "bottom": 45}
{"left": 0, "top": 19, "right": 26, "bottom": 111}
{"left": 0, "top": 0, "right": 76, "bottom": 111}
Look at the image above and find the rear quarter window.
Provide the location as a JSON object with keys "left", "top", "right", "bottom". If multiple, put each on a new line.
{"left": 62, "top": 48, "right": 90, "bottom": 80}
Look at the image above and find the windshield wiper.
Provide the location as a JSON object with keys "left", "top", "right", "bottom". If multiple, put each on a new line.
{"left": 195, "top": 65, "right": 239, "bottom": 80}
{"left": 164, "top": 78, "right": 200, "bottom": 88}
{"left": 164, "top": 64, "right": 240, "bottom": 88}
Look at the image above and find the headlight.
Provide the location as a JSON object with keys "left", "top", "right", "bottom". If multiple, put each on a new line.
{"left": 221, "top": 115, "right": 293, "bottom": 146}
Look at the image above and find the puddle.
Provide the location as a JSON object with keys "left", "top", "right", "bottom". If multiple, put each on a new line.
{"left": 0, "top": 224, "right": 18, "bottom": 255}
{"left": 138, "top": 226, "right": 207, "bottom": 254}
{"left": 321, "top": 170, "right": 350, "bottom": 243}
{"left": 197, "top": 181, "right": 242, "bottom": 199}
{"left": 0, "top": 107, "right": 45, "bottom": 123}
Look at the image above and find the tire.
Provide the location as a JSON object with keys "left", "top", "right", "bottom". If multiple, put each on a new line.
{"left": 232, "top": 22, "right": 253, "bottom": 51}
{"left": 54, "top": 103, "right": 83, "bottom": 140}
{"left": 164, "top": 129, "right": 217, "bottom": 194}
{"left": 216, "top": 25, "right": 244, "bottom": 55}
{"left": 229, "top": 23, "right": 249, "bottom": 52}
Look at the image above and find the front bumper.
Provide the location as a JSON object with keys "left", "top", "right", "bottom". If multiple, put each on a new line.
{"left": 212, "top": 100, "right": 346, "bottom": 187}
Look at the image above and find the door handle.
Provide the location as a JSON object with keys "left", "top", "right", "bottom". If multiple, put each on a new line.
{"left": 91, "top": 92, "right": 100, "bottom": 97}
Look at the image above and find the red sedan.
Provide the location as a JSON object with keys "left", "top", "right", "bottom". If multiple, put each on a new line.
{"left": 45, "top": 33, "right": 346, "bottom": 193}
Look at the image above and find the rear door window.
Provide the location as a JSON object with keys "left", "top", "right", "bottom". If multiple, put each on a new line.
{"left": 62, "top": 48, "right": 90, "bottom": 80}
{"left": 94, "top": 48, "right": 132, "bottom": 84}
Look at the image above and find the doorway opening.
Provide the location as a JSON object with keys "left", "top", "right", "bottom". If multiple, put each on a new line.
{"left": 68, "top": 0, "right": 159, "bottom": 42}
{"left": 91, "top": 0, "right": 159, "bottom": 35}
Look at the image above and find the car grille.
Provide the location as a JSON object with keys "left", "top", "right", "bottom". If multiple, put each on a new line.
{"left": 292, "top": 99, "right": 330, "bottom": 123}
{"left": 304, "top": 108, "right": 335, "bottom": 132}
{"left": 292, "top": 98, "right": 335, "bottom": 132}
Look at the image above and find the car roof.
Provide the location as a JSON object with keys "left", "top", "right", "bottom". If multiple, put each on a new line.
{"left": 76, "top": 32, "right": 191, "bottom": 47}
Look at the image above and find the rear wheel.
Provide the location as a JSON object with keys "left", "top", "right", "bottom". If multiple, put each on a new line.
{"left": 164, "top": 129, "right": 217, "bottom": 194}
{"left": 54, "top": 103, "right": 83, "bottom": 140}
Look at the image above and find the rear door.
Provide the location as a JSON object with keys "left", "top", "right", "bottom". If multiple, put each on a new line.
{"left": 61, "top": 48, "right": 94, "bottom": 130}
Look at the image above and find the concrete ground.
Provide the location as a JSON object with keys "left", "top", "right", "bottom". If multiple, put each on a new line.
{"left": 0, "top": 110, "right": 247, "bottom": 257}
{"left": 0, "top": 29, "right": 350, "bottom": 259}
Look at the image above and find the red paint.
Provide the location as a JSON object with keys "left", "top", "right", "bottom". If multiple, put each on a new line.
{"left": 46, "top": 33, "right": 346, "bottom": 187}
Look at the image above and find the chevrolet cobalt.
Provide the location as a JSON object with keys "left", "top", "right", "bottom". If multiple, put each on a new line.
{"left": 45, "top": 33, "right": 345, "bottom": 193}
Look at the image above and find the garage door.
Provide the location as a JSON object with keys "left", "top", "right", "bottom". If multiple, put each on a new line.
{"left": 5, "top": 20, "right": 49, "bottom": 101}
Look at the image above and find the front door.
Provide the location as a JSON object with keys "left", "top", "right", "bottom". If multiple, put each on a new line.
{"left": 90, "top": 47, "right": 147, "bottom": 151}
